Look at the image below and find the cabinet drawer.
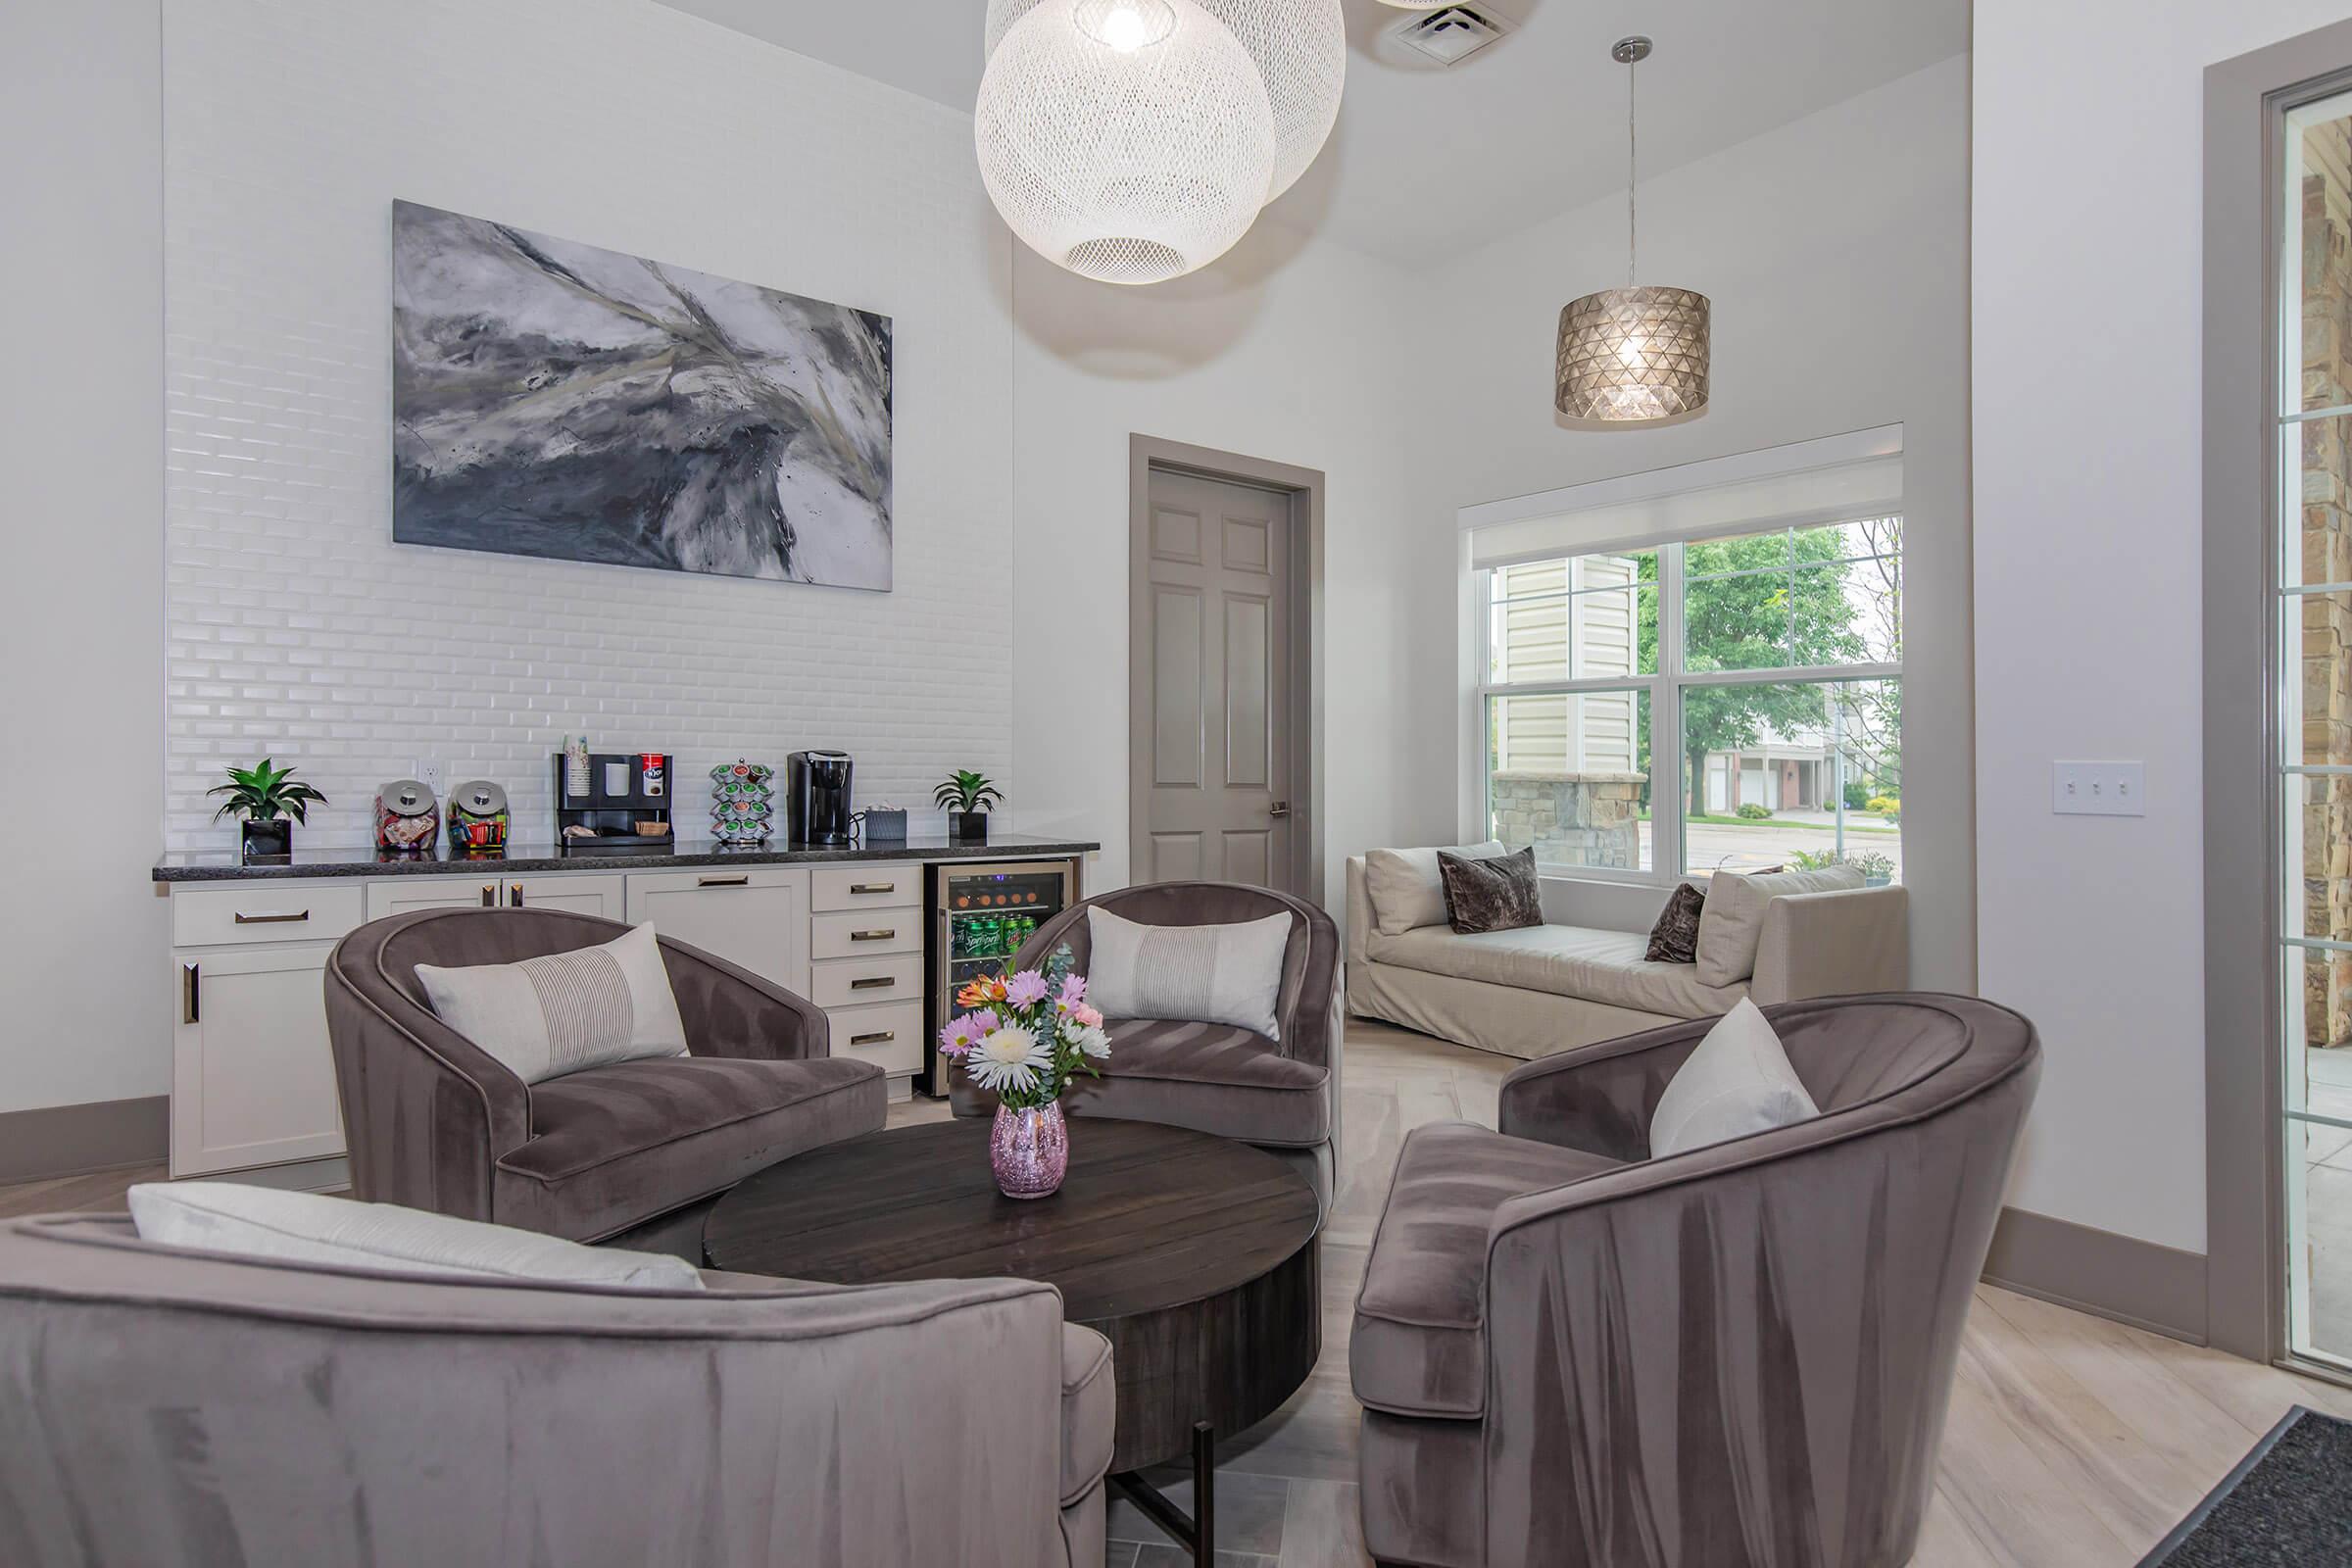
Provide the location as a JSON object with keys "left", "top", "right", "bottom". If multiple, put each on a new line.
{"left": 368, "top": 878, "right": 504, "bottom": 921}
{"left": 502, "top": 873, "right": 624, "bottom": 919}
{"left": 173, "top": 883, "right": 367, "bottom": 949}
{"left": 811, "top": 908, "right": 921, "bottom": 960}
{"left": 827, "top": 1001, "right": 923, "bottom": 1075}
{"left": 811, "top": 863, "right": 919, "bottom": 912}
{"left": 808, "top": 952, "right": 923, "bottom": 1009}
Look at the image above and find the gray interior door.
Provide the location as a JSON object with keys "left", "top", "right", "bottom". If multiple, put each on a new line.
{"left": 1133, "top": 467, "right": 1294, "bottom": 890}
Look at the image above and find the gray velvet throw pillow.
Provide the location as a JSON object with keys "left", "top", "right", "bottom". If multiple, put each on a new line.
{"left": 1438, "top": 847, "right": 1543, "bottom": 934}
{"left": 1644, "top": 881, "right": 1706, "bottom": 964}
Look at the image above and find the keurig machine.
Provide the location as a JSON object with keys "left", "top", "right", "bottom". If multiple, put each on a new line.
{"left": 787, "top": 750, "right": 855, "bottom": 845}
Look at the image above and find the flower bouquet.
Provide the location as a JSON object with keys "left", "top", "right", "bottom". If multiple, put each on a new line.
{"left": 938, "top": 967, "right": 1109, "bottom": 1200}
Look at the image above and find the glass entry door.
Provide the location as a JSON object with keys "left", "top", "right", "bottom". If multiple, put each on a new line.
{"left": 2278, "top": 85, "right": 2352, "bottom": 1371}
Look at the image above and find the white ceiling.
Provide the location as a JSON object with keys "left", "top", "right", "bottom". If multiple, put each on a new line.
{"left": 658, "top": 0, "right": 1969, "bottom": 270}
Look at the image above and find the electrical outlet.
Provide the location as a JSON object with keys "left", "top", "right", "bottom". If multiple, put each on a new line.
{"left": 414, "top": 759, "right": 447, "bottom": 798}
{"left": 2052, "top": 760, "right": 2145, "bottom": 817}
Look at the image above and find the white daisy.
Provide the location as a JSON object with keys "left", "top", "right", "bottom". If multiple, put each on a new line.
{"left": 964, "top": 1026, "right": 1052, "bottom": 1096}
{"left": 1074, "top": 1024, "right": 1111, "bottom": 1059}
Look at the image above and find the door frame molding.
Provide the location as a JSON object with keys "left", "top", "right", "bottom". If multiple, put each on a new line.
{"left": 1128, "top": 434, "right": 1325, "bottom": 903}
{"left": 2204, "top": 17, "right": 2352, "bottom": 1368}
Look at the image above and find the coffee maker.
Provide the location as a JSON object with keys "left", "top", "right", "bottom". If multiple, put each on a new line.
{"left": 787, "top": 750, "right": 855, "bottom": 845}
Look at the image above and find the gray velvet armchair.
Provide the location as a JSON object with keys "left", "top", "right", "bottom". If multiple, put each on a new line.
{"left": 325, "top": 907, "right": 886, "bottom": 1245}
{"left": 1349, "top": 994, "right": 2039, "bottom": 1568}
{"left": 0, "top": 1211, "right": 1111, "bottom": 1567}
{"left": 951, "top": 881, "right": 1344, "bottom": 1212}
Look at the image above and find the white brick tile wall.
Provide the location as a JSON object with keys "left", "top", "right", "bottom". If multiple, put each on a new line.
{"left": 162, "top": 0, "right": 1014, "bottom": 851}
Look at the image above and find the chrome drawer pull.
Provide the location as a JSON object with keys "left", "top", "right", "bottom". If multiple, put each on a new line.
{"left": 698, "top": 874, "right": 752, "bottom": 888}
{"left": 182, "top": 961, "right": 200, "bottom": 1025}
{"left": 481, "top": 883, "right": 497, "bottom": 907}
{"left": 849, "top": 975, "right": 896, "bottom": 991}
{"left": 849, "top": 881, "right": 895, "bottom": 895}
{"left": 850, "top": 1030, "right": 896, "bottom": 1047}
{"left": 233, "top": 909, "right": 310, "bottom": 925}
{"left": 849, "top": 928, "right": 896, "bottom": 942}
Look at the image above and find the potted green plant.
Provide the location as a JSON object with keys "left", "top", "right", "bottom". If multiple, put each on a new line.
{"left": 934, "top": 769, "right": 1004, "bottom": 843}
{"left": 209, "top": 758, "right": 328, "bottom": 862}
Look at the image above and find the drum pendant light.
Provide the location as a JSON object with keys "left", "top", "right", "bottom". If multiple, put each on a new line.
{"left": 1555, "top": 37, "right": 1712, "bottom": 422}
{"left": 976, "top": 0, "right": 1276, "bottom": 285}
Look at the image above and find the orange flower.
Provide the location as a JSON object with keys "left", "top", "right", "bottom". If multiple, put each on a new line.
{"left": 956, "top": 973, "right": 1010, "bottom": 1009}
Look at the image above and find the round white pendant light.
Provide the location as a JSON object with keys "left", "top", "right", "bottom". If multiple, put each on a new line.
{"left": 985, "top": 0, "right": 1344, "bottom": 202}
{"left": 976, "top": 0, "right": 1276, "bottom": 285}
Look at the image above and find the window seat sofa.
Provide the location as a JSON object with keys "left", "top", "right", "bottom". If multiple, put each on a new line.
{"left": 1345, "top": 849, "right": 1910, "bottom": 1061}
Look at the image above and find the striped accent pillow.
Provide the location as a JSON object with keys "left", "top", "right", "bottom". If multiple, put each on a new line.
{"left": 1086, "top": 906, "right": 1293, "bottom": 1041}
{"left": 416, "top": 922, "right": 689, "bottom": 1085}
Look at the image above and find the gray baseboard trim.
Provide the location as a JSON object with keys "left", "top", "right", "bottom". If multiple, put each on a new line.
{"left": 1982, "top": 1204, "right": 2209, "bottom": 1346}
{"left": 0, "top": 1096, "right": 170, "bottom": 1182}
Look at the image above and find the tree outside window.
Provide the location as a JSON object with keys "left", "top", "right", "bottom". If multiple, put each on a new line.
{"left": 1482, "top": 516, "right": 1902, "bottom": 882}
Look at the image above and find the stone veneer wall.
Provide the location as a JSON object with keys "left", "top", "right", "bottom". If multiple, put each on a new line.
{"left": 1491, "top": 771, "right": 1644, "bottom": 870}
{"left": 2305, "top": 118, "right": 2352, "bottom": 1051}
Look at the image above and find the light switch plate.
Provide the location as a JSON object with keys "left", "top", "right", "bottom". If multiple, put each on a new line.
{"left": 2052, "top": 760, "right": 2145, "bottom": 817}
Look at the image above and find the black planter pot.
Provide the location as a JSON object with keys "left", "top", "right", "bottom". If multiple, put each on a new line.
{"left": 948, "top": 810, "right": 990, "bottom": 843}
{"left": 240, "top": 819, "right": 293, "bottom": 863}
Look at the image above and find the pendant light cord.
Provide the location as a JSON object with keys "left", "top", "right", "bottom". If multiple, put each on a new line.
{"left": 1626, "top": 56, "right": 1638, "bottom": 288}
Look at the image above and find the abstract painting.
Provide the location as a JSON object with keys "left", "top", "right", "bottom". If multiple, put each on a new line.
{"left": 391, "top": 200, "right": 892, "bottom": 590}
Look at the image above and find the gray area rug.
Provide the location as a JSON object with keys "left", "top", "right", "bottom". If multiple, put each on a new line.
{"left": 2137, "top": 1405, "right": 2352, "bottom": 1566}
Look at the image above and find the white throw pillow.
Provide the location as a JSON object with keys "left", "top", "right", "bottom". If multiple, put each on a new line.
{"left": 1363, "top": 842, "right": 1507, "bottom": 936}
{"left": 127, "top": 1182, "right": 705, "bottom": 1290}
{"left": 416, "top": 921, "right": 689, "bottom": 1085}
{"left": 1086, "top": 906, "right": 1292, "bottom": 1040}
{"left": 1692, "top": 865, "right": 1866, "bottom": 988}
{"left": 1648, "top": 999, "right": 1821, "bottom": 1158}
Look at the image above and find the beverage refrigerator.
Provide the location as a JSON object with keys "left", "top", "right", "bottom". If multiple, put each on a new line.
{"left": 921, "top": 858, "right": 1081, "bottom": 1097}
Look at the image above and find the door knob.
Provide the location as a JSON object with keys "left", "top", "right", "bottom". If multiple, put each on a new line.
{"left": 1268, "top": 801, "right": 1291, "bottom": 818}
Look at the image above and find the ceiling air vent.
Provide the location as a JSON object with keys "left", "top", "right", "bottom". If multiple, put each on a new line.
{"left": 1392, "top": 5, "right": 1509, "bottom": 68}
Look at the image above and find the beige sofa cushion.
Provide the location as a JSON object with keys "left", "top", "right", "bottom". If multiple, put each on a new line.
{"left": 1366, "top": 922, "right": 1747, "bottom": 1019}
{"left": 1695, "top": 866, "right": 1864, "bottom": 987}
{"left": 1363, "top": 842, "right": 1506, "bottom": 936}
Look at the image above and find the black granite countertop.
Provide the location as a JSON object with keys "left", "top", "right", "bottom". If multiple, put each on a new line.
{"left": 154, "top": 831, "right": 1100, "bottom": 883}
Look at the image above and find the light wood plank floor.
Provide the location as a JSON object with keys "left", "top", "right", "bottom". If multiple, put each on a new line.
{"left": 8, "top": 1018, "right": 2348, "bottom": 1567}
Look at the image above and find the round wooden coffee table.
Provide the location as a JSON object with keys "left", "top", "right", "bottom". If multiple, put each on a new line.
{"left": 703, "top": 1117, "right": 1320, "bottom": 1563}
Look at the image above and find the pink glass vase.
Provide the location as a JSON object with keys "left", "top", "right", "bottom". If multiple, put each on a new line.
{"left": 990, "top": 1101, "right": 1068, "bottom": 1200}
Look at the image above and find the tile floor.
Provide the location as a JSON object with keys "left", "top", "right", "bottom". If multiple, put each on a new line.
{"left": 8, "top": 1018, "right": 2352, "bottom": 1565}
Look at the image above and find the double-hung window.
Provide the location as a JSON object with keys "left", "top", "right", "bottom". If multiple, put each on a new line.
{"left": 1475, "top": 515, "right": 1903, "bottom": 885}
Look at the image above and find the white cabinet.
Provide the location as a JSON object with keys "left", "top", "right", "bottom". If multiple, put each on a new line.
{"left": 803, "top": 861, "right": 920, "bottom": 1101}
{"left": 810, "top": 907, "right": 921, "bottom": 961}
{"left": 368, "top": 877, "right": 503, "bottom": 920}
{"left": 171, "top": 868, "right": 622, "bottom": 1180}
{"left": 172, "top": 944, "right": 346, "bottom": 1176}
{"left": 159, "top": 854, "right": 1076, "bottom": 1172}
{"left": 811, "top": 864, "right": 918, "bottom": 911}
{"left": 502, "top": 874, "right": 624, "bottom": 919}
{"left": 808, "top": 950, "right": 922, "bottom": 1010}
{"left": 624, "top": 867, "right": 809, "bottom": 996}
{"left": 174, "top": 883, "right": 367, "bottom": 949}
{"left": 367, "top": 872, "right": 625, "bottom": 921}
{"left": 826, "top": 1000, "right": 925, "bottom": 1077}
